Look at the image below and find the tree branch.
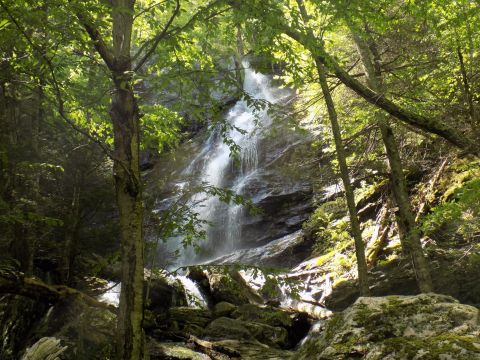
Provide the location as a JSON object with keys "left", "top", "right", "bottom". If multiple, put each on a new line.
{"left": 133, "top": 0, "right": 181, "bottom": 72}
{"left": 133, "top": 0, "right": 230, "bottom": 72}
{"left": 72, "top": 5, "right": 114, "bottom": 69}
{"left": 264, "top": 15, "right": 479, "bottom": 155}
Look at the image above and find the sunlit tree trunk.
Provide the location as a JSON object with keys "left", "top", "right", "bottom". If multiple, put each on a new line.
{"left": 350, "top": 26, "right": 433, "bottom": 292}
{"left": 296, "top": 0, "right": 369, "bottom": 296}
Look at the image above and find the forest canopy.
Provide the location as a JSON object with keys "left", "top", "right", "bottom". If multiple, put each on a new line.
{"left": 0, "top": 0, "right": 479, "bottom": 359}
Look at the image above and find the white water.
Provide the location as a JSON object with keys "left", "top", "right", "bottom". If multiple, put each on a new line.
{"left": 176, "top": 62, "right": 289, "bottom": 264}
{"left": 176, "top": 275, "right": 208, "bottom": 308}
{"left": 98, "top": 277, "right": 207, "bottom": 309}
{"left": 98, "top": 281, "right": 121, "bottom": 306}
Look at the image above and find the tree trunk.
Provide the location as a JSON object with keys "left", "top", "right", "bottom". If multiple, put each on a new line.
{"left": 296, "top": 0, "right": 369, "bottom": 295}
{"left": 350, "top": 26, "right": 433, "bottom": 292}
{"left": 109, "top": 1, "right": 145, "bottom": 358}
{"left": 316, "top": 61, "right": 370, "bottom": 296}
{"left": 61, "top": 175, "right": 81, "bottom": 285}
{"left": 111, "top": 74, "right": 145, "bottom": 359}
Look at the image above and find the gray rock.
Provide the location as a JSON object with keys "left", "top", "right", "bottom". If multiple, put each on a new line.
{"left": 231, "top": 303, "right": 292, "bottom": 328}
{"left": 296, "top": 294, "right": 480, "bottom": 359}
{"left": 188, "top": 268, "right": 263, "bottom": 306}
{"left": 204, "top": 316, "right": 289, "bottom": 349}
{"left": 211, "top": 230, "right": 312, "bottom": 268}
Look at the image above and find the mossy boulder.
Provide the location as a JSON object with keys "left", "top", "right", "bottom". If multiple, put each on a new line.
{"left": 204, "top": 316, "right": 289, "bottom": 348}
{"left": 296, "top": 294, "right": 480, "bottom": 359}
{"left": 188, "top": 268, "right": 262, "bottom": 306}
{"left": 149, "top": 341, "right": 211, "bottom": 360}
{"left": 212, "top": 301, "right": 237, "bottom": 318}
{"left": 231, "top": 303, "right": 292, "bottom": 328}
{"left": 167, "top": 307, "right": 212, "bottom": 332}
{"left": 204, "top": 317, "right": 254, "bottom": 343}
{"left": 208, "top": 272, "right": 261, "bottom": 305}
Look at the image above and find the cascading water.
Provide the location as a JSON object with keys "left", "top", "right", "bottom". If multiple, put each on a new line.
{"left": 175, "top": 62, "right": 289, "bottom": 265}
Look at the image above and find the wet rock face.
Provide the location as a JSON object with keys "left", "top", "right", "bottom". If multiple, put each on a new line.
{"left": 296, "top": 294, "right": 480, "bottom": 360}
{"left": 211, "top": 230, "right": 312, "bottom": 268}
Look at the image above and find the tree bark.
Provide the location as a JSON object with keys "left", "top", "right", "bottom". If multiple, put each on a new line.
{"left": 296, "top": 0, "right": 369, "bottom": 295}
{"left": 61, "top": 175, "right": 81, "bottom": 285}
{"left": 350, "top": 26, "right": 433, "bottom": 292}
{"left": 316, "top": 61, "right": 370, "bottom": 296}
{"left": 109, "top": 1, "right": 145, "bottom": 358}
{"left": 77, "top": 0, "right": 145, "bottom": 357}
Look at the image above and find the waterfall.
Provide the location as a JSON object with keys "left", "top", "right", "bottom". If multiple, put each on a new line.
{"left": 175, "top": 62, "right": 288, "bottom": 265}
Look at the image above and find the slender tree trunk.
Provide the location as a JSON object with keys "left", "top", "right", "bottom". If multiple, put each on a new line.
{"left": 457, "top": 47, "right": 476, "bottom": 125}
{"left": 316, "top": 61, "right": 370, "bottom": 296}
{"left": 61, "top": 174, "right": 81, "bottom": 285}
{"left": 112, "top": 82, "right": 144, "bottom": 359}
{"left": 350, "top": 26, "right": 433, "bottom": 292}
{"left": 296, "top": 0, "right": 369, "bottom": 295}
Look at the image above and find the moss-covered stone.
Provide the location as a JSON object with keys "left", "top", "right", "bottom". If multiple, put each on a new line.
{"left": 295, "top": 294, "right": 480, "bottom": 360}
{"left": 212, "top": 301, "right": 237, "bottom": 318}
{"left": 167, "top": 307, "right": 212, "bottom": 331}
{"left": 231, "top": 303, "right": 292, "bottom": 327}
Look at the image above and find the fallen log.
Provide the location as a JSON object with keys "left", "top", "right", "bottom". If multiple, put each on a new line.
{"left": 0, "top": 272, "right": 116, "bottom": 313}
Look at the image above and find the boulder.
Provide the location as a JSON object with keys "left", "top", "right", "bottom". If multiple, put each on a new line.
{"left": 204, "top": 317, "right": 254, "bottom": 343}
{"left": 204, "top": 317, "right": 289, "bottom": 349}
{"left": 242, "top": 321, "right": 289, "bottom": 349}
{"left": 167, "top": 307, "right": 213, "bottom": 330}
{"left": 187, "top": 268, "right": 262, "bottom": 306}
{"left": 231, "top": 303, "right": 292, "bottom": 328}
{"left": 296, "top": 294, "right": 480, "bottom": 359}
{"left": 231, "top": 304, "right": 312, "bottom": 348}
{"left": 149, "top": 341, "right": 211, "bottom": 360}
{"left": 211, "top": 231, "right": 312, "bottom": 268}
{"left": 146, "top": 276, "right": 188, "bottom": 314}
{"left": 212, "top": 302, "right": 237, "bottom": 318}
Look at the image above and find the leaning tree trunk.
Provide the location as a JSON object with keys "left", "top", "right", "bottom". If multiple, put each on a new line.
{"left": 295, "top": 0, "right": 369, "bottom": 296}
{"left": 349, "top": 26, "right": 433, "bottom": 292}
{"left": 316, "top": 61, "right": 370, "bottom": 296}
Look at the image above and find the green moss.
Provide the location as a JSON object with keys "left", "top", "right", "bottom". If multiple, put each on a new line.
{"left": 381, "top": 334, "right": 480, "bottom": 359}
{"left": 324, "top": 313, "right": 345, "bottom": 342}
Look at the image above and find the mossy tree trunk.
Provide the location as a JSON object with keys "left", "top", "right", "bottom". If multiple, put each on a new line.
{"left": 349, "top": 25, "right": 433, "bottom": 293}
{"left": 77, "top": 0, "right": 145, "bottom": 358}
